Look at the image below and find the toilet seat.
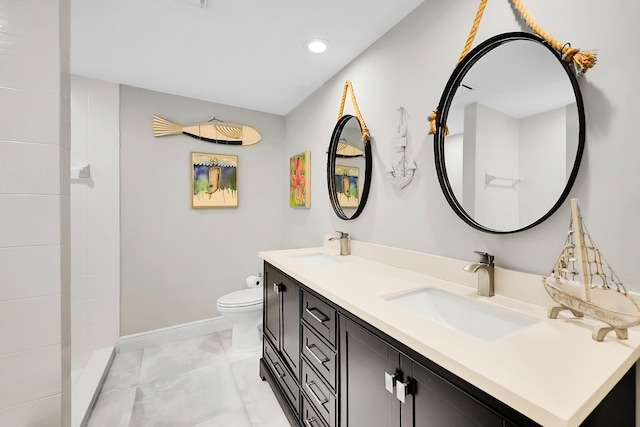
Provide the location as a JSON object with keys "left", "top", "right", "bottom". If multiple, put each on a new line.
{"left": 217, "top": 287, "right": 263, "bottom": 308}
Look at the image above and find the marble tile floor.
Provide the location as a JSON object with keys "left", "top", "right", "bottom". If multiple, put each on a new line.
{"left": 85, "top": 331, "right": 290, "bottom": 427}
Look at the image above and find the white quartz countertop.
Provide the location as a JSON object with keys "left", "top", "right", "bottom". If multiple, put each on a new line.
{"left": 259, "top": 245, "right": 640, "bottom": 427}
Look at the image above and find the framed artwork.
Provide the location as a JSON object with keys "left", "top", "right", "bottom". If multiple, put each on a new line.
{"left": 191, "top": 152, "right": 238, "bottom": 208}
{"left": 290, "top": 151, "right": 311, "bottom": 208}
{"left": 335, "top": 165, "right": 359, "bottom": 208}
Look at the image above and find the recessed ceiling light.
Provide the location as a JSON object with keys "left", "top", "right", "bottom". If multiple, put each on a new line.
{"left": 305, "top": 39, "right": 329, "bottom": 54}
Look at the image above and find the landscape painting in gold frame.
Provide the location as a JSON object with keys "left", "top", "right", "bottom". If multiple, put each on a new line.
{"left": 192, "top": 152, "right": 238, "bottom": 208}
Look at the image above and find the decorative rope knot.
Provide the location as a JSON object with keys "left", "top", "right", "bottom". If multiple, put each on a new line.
{"left": 570, "top": 50, "right": 597, "bottom": 75}
{"left": 561, "top": 46, "right": 579, "bottom": 62}
{"left": 428, "top": 110, "right": 438, "bottom": 135}
{"left": 511, "top": 0, "right": 597, "bottom": 75}
{"left": 428, "top": 109, "right": 449, "bottom": 136}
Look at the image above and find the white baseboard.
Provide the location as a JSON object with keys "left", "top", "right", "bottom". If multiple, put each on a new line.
{"left": 117, "top": 316, "right": 232, "bottom": 353}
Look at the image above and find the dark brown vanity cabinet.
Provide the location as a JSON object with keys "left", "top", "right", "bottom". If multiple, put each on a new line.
{"left": 262, "top": 263, "right": 301, "bottom": 418}
{"left": 260, "top": 262, "right": 635, "bottom": 427}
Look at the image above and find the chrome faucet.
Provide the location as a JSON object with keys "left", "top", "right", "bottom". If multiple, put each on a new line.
{"left": 329, "top": 231, "right": 350, "bottom": 255}
{"left": 463, "top": 251, "right": 495, "bottom": 297}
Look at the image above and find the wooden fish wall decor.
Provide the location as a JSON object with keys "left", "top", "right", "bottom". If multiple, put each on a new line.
{"left": 152, "top": 115, "right": 261, "bottom": 146}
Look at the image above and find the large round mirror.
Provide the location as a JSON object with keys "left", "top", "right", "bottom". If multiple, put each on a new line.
{"left": 327, "top": 115, "right": 372, "bottom": 220}
{"left": 434, "top": 32, "right": 585, "bottom": 233}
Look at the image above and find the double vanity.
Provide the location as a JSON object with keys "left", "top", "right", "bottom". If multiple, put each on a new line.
{"left": 262, "top": 21, "right": 617, "bottom": 427}
{"left": 259, "top": 238, "right": 640, "bottom": 427}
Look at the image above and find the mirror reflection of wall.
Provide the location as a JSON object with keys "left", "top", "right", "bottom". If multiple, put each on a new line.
{"left": 447, "top": 102, "right": 577, "bottom": 230}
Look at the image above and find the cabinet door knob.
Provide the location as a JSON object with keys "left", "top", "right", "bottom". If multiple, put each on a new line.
{"left": 384, "top": 371, "right": 397, "bottom": 394}
{"left": 273, "top": 283, "right": 283, "bottom": 293}
{"left": 396, "top": 380, "right": 411, "bottom": 404}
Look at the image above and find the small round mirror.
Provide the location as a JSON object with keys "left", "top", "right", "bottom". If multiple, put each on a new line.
{"left": 434, "top": 32, "right": 585, "bottom": 233}
{"left": 327, "top": 115, "right": 372, "bottom": 220}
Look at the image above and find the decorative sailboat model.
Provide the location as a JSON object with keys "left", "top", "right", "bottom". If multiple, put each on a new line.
{"left": 543, "top": 199, "right": 640, "bottom": 341}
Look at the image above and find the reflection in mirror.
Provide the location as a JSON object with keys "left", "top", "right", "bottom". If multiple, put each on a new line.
{"left": 336, "top": 165, "right": 360, "bottom": 208}
{"left": 327, "top": 115, "right": 372, "bottom": 220}
{"left": 337, "top": 139, "right": 364, "bottom": 158}
{"left": 434, "top": 32, "right": 585, "bottom": 233}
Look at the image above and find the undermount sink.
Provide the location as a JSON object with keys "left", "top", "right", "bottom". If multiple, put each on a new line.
{"left": 386, "top": 288, "right": 536, "bottom": 342}
{"left": 290, "top": 252, "right": 344, "bottom": 266}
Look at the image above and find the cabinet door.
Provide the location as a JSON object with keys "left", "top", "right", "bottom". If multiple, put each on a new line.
{"left": 263, "top": 264, "right": 281, "bottom": 349}
{"left": 280, "top": 273, "right": 300, "bottom": 379}
{"left": 399, "top": 354, "right": 502, "bottom": 427}
{"left": 340, "top": 317, "right": 400, "bottom": 427}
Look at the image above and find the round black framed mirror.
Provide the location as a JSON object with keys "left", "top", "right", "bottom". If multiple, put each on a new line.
{"left": 327, "top": 115, "right": 372, "bottom": 220}
{"left": 434, "top": 32, "right": 585, "bottom": 234}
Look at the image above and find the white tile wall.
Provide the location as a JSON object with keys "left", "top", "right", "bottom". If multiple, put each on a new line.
{"left": 0, "top": 345, "right": 62, "bottom": 408}
{"left": 0, "top": 141, "right": 61, "bottom": 195}
{"left": 0, "top": 245, "right": 62, "bottom": 300}
{"left": 0, "top": 395, "right": 61, "bottom": 427}
{"left": 0, "top": 88, "right": 60, "bottom": 144}
{"left": 0, "top": 194, "right": 62, "bottom": 247}
{"left": 0, "top": 0, "right": 60, "bottom": 41}
{"left": 0, "top": 1, "right": 70, "bottom": 424}
{"left": 87, "top": 151, "right": 120, "bottom": 178}
{"left": 70, "top": 75, "right": 120, "bottom": 377}
{"left": 0, "top": 295, "right": 61, "bottom": 355}
{"left": 0, "top": 32, "right": 60, "bottom": 94}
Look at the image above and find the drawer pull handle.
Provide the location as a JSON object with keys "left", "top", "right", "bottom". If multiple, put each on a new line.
{"left": 305, "top": 380, "right": 328, "bottom": 406}
{"left": 305, "top": 344, "right": 329, "bottom": 364}
{"left": 272, "top": 361, "right": 286, "bottom": 378}
{"left": 305, "top": 307, "right": 329, "bottom": 324}
{"left": 304, "top": 417, "right": 321, "bottom": 427}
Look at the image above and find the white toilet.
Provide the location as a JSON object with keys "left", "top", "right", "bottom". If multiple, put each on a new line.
{"left": 217, "top": 280, "right": 263, "bottom": 352}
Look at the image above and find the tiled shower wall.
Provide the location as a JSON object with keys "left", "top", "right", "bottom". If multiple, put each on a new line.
{"left": 0, "top": 1, "right": 71, "bottom": 425}
{"left": 70, "top": 76, "right": 120, "bottom": 374}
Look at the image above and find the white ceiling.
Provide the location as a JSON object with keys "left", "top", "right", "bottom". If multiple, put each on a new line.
{"left": 70, "top": 0, "right": 425, "bottom": 116}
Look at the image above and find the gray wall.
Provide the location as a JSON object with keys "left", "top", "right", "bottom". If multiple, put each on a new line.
{"left": 284, "top": 1, "right": 640, "bottom": 291}
{"left": 120, "top": 86, "right": 286, "bottom": 335}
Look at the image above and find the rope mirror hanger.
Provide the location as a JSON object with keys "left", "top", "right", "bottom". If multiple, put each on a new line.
{"left": 428, "top": 0, "right": 597, "bottom": 135}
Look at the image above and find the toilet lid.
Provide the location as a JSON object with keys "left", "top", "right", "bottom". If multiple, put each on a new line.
{"left": 217, "top": 287, "right": 263, "bottom": 307}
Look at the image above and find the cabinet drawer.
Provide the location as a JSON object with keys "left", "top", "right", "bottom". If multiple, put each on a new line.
{"left": 302, "top": 291, "right": 336, "bottom": 346}
{"left": 264, "top": 339, "right": 299, "bottom": 415}
{"left": 302, "top": 360, "right": 336, "bottom": 427}
{"left": 301, "top": 395, "right": 329, "bottom": 427}
{"left": 302, "top": 324, "right": 336, "bottom": 391}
